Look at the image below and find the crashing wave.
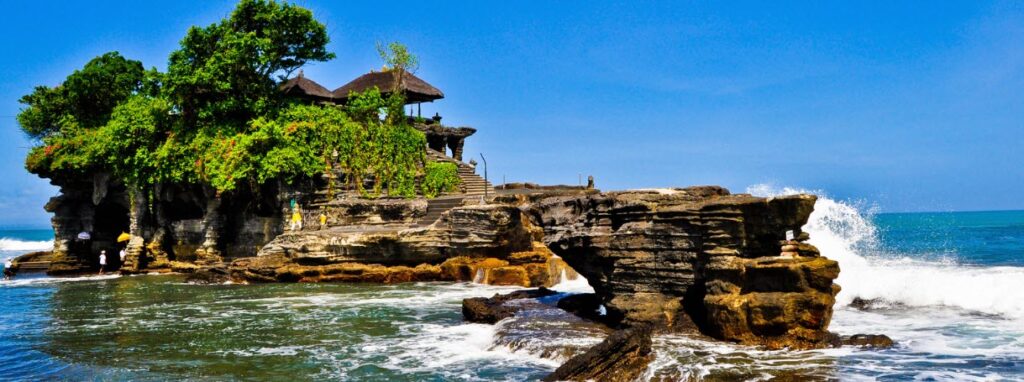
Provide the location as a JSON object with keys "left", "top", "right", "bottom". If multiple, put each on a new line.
{"left": 747, "top": 184, "right": 1024, "bottom": 320}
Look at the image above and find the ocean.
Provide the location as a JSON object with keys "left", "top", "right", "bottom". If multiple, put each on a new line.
{"left": 1, "top": 189, "right": 1022, "bottom": 381}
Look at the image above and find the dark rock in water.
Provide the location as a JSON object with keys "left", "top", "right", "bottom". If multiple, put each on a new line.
{"left": 185, "top": 267, "right": 230, "bottom": 284}
{"left": 463, "top": 297, "right": 517, "bottom": 324}
{"left": 849, "top": 297, "right": 873, "bottom": 310}
{"left": 848, "top": 297, "right": 906, "bottom": 311}
{"left": 542, "top": 325, "right": 654, "bottom": 382}
{"left": 557, "top": 293, "right": 605, "bottom": 323}
{"left": 842, "top": 334, "right": 895, "bottom": 349}
{"left": 462, "top": 288, "right": 558, "bottom": 324}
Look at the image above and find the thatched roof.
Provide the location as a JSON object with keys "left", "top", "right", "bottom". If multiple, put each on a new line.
{"left": 279, "top": 71, "right": 334, "bottom": 101}
{"left": 332, "top": 69, "right": 444, "bottom": 104}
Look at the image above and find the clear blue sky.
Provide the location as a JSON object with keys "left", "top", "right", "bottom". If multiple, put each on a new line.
{"left": 1, "top": 1, "right": 1022, "bottom": 228}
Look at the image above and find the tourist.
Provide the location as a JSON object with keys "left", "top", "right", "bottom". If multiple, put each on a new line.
{"left": 2, "top": 258, "right": 13, "bottom": 280}
{"left": 319, "top": 212, "right": 327, "bottom": 229}
{"left": 98, "top": 250, "right": 107, "bottom": 275}
{"left": 290, "top": 208, "right": 303, "bottom": 231}
{"left": 119, "top": 248, "right": 127, "bottom": 266}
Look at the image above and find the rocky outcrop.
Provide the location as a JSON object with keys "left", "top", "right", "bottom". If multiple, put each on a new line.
{"left": 41, "top": 175, "right": 297, "bottom": 275}
{"left": 541, "top": 325, "right": 654, "bottom": 382}
{"left": 703, "top": 255, "right": 839, "bottom": 349}
{"left": 230, "top": 204, "right": 578, "bottom": 287}
{"left": 526, "top": 186, "right": 840, "bottom": 349}
{"left": 316, "top": 198, "right": 426, "bottom": 228}
{"left": 462, "top": 288, "right": 559, "bottom": 324}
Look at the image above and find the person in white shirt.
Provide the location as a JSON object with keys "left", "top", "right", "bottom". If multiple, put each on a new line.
{"left": 2, "top": 259, "right": 13, "bottom": 280}
{"left": 119, "top": 249, "right": 127, "bottom": 266}
{"left": 98, "top": 250, "right": 108, "bottom": 275}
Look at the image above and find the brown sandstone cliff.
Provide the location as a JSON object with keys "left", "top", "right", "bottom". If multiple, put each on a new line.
{"left": 229, "top": 204, "right": 577, "bottom": 287}
{"left": 524, "top": 186, "right": 840, "bottom": 349}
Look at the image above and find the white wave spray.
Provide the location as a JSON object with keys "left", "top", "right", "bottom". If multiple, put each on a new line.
{"left": 748, "top": 184, "right": 1024, "bottom": 320}
{"left": 0, "top": 238, "right": 53, "bottom": 252}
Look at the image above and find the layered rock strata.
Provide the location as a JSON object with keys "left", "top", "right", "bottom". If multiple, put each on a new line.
{"left": 525, "top": 186, "right": 840, "bottom": 349}
{"left": 541, "top": 325, "right": 654, "bottom": 382}
{"left": 230, "top": 204, "right": 577, "bottom": 287}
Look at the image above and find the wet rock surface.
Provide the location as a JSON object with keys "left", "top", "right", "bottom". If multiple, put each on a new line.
{"left": 541, "top": 325, "right": 654, "bottom": 382}
{"left": 462, "top": 288, "right": 558, "bottom": 324}
{"left": 556, "top": 293, "right": 606, "bottom": 323}
{"left": 184, "top": 266, "right": 230, "bottom": 284}
{"left": 841, "top": 334, "right": 896, "bottom": 349}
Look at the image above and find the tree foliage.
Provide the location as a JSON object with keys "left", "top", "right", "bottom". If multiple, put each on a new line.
{"left": 166, "top": 0, "right": 334, "bottom": 127}
{"left": 18, "top": 52, "right": 145, "bottom": 140}
{"left": 19, "top": 1, "right": 434, "bottom": 201}
{"left": 422, "top": 162, "right": 460, "bottom": 198}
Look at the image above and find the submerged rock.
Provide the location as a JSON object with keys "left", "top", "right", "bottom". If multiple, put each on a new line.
{"left": 184, "top": 267, "right": 230, "bottom": 284}
{"left": 841, "top": 334, "right": 895, "bottom": 349}
{"left": 541, "top": 325, "right": 654, "bottom": 382}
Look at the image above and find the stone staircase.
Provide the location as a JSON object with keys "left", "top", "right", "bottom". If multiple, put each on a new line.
{"left": 425, "top": 148, "right": 493, "bottom": 200}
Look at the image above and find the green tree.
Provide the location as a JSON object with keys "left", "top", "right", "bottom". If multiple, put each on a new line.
{"left": 166, "top": 0, "right": 334, "bottom": 127}
{"left": 17, "top": 52, "right": 145, "bottom": 140}
{"left": 376, "top": 41, "right": 419, "bottom": 93}
{"left": 97, "top": 96, "right": 174, "bottom": 186}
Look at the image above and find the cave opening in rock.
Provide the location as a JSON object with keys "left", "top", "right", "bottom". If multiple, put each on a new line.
{"left": 90, "top": 198, "right": 130, "bottom": 266}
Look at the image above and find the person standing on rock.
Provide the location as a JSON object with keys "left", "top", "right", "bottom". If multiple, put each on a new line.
{"left": 2, "top": 258, "right": 14, "bottom": 280}
{"left": 98, "top": 250, "right": 108, "bottom": 275}
{"left": 119, "top": 248, "right": 127, "bottom": 267}
{"left": 290, "top": 206, "right": 303, "bottom": 231}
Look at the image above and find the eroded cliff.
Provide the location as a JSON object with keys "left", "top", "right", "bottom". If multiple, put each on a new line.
{"left": 524, "top": 186, "right": 840, "bottom": 349}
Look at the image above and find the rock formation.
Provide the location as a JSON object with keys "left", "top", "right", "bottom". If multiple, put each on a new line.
{"left": 462, "top": 288, "right": 559, "bottom": 324}
{"left": 42, "top": 174, "right": 845, "bottom": 351}
{"left": 229, "top": 204, "right": 578, "bottom": 287}
{"left": 524, "top": 186, "right": 841, "bottom": 349}
{"left": 42, "top": 174, "right": 299, "bottom": 275}
{"left": 541, "top": 325, "right": 654, "bottom": 382}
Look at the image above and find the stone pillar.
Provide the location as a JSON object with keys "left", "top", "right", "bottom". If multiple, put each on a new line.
{"left": 45, "top": 187, "right": 97, "bottom": 275}
{"left": 122, "top": 185, "right": 147, "bottom": 273}
{"left": 196, "top": 189, "right": 224, "bottom": 265}
{"left": 147, "top": 184, "right": 171, "bottom": 267}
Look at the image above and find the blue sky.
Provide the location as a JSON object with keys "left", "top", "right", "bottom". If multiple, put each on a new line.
{"left": 1, "top": 1, "right": 1022, "bottom": 228}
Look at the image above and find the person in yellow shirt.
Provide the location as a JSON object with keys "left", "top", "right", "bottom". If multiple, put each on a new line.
{"left": 319, "top": 212, "right": 327, "bottom": 229}
{"left": 290, "top": 208, "right": 303, "bottom": 231}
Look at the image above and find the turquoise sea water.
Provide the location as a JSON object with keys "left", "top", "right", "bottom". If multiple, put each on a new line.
{"left": 1, "top": 199, "right": 1023, "bottom": 381}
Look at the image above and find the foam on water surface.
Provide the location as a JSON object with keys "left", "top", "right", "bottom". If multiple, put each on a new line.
{"left": 0, "top": 237, "right": 53, "bottom": 253}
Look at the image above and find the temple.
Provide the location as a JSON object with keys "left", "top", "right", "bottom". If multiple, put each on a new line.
{"left": 279, "top": 69, "right": 476, "bottom": 162}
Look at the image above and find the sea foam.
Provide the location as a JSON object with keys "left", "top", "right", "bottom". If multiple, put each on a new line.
{"left": 0, "top": 238, "right": 53, "bottom": 252}
{"left": 748, "top": 184, "right": 1024, "bottom": 320}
